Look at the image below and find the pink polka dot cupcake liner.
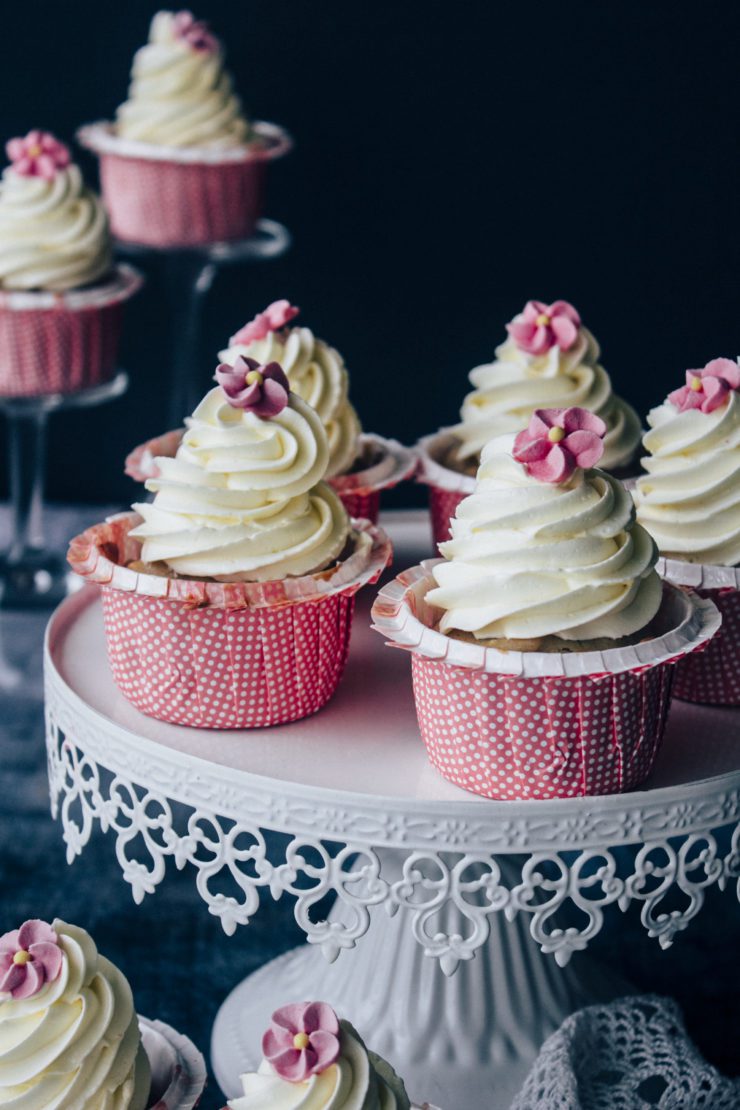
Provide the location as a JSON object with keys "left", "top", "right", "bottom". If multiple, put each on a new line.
{"left": 125, "top": 430, "right": 416, "bottom": 525}
{"left": 657, "top": 557, "right": 740, "bottom": 705}
{"left": 0, "top": 264, "right": 142, "bottom": 397}
{"left": 416, "top": 431, "right": 475, "bottom": 547}
{"left": 78, "top": 122, "right": 292, "bottom": 249}
{"left": 372, "top": 562, "right": 721, "bottom": 800}
{"left": 67, "top": 512, "right": 392, "bottom": 729}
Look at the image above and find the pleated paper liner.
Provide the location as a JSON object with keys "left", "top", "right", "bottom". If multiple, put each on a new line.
{"left": 78, "top": 121, "right": 292, "bottom": 248}
{"left": 125, "top": 429, "right": 417, "bottom": 524}
{"left": 140, "top": 1017, "right": 207, "bottom": 1110}
{"left": 415, "top": 430, "right": 475, "bottom": 547}
{"left": 68, "top": 512, "right": 392, "bottom": 729}
{"left": 372, "top": 562, "right": 721, "bottom": 800}
{"left": 0, "top": 263, "right": 142, "bottom": 397}
{"left": 656, "top": 557, "right": 740, "bottom": 705}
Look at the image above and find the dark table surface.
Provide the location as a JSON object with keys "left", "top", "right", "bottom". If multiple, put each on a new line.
{"left": 1, "top": 505, "right": 738, "bottom": 1110}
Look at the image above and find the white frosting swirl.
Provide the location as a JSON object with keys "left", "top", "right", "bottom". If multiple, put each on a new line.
{"left": 453, "top": 327, "right": 641, "bottom": 472}
{"left": 131, "top": 387, "right": 350, "bottom": 580}
{"left": 220, "top": 327, "right": 362, "bottom": 478}
{"left": 428, "top": 434, "right": 661, "bottom": 642}
{"left": 0, "top": 165, "right": 111, "bottom": 292}
{"left": 634, "top": 390, "right": 740, "bottom": 565}
{"left": 116, "top": 11, "right": 249, "bottom": 148}
{"left": 0, "top": 920, "right": 149, "bottom": 1110}
{"left": 228, "top": 1021, "right": 410, "bottom": 1110}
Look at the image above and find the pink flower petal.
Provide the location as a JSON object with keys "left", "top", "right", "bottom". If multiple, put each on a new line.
{"left": 512, "top": 432, "right": 550, "bottom": 463}
{"left": 18, "top": 921, "right": 57, "bottom": 950}
{"left": 302, "top": 1002, "right": 339, "bottom": 1035}
{"left": 28, "top": 941, "right": 63, "bottom": 981}
{"left": 12, "top": 961, "right": 43, "bottom": 1000}
{"left": 548, "top": 300, "right": 581, "bottom": 327}
{"left": 506, "top": 320, "right": 536, "bottom": 347}
{"left": 0, "top": 963, "right": 25, "bottom": 994}
{"left": 528, "top": 444, "right": 574, "bottom": 484}
{"left": 703, "top": 357, "right": 740, "bottom": 390}
{"left": 562, "top": 429, "right": 604, "bottom": 468}
{"left": 263, "top": 1027, "right": 295, "bottom": 1056}
{"left": 560, "top": 407, "right": 607, "bottom": 436}
{"left": 550, "top": 314, "right": 578, "bottom": 350}
{"left": 0, "top": 929, "right": 20, "bottom": 955}
{"left": 309, "top": 1029, "right": 341, "bottom": 1071}
{"left": 700, "top": 376, "right": 730, "bottom": 413}
{"left": 530, "top": 409, "right": 561, "bottom": 431}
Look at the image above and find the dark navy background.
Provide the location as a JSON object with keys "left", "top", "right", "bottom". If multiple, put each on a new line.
{"left": 1, "top": 1, "right": 739, "bottom": 504}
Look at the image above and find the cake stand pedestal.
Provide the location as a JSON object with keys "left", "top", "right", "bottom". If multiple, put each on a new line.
{"left": 43, "top": 512, "right": 740, "bottom": 1109}
{"left": 0, "top": 372, "right": 128, "bottom": 609}
{"left": 118, "top": 218, "right": 292, "bottom": 425}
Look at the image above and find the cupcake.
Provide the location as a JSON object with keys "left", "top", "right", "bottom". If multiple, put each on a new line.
{"left": 0, "top": 131, "right": 141, "bottom": 396}
{"left": 374, "top": 407, "right": 719, "bottom": 799}
{"left": 68, "top": 358, "right": 391, "bottom": 728}
{"left": 125, "top": 300, "right": 417, "bottom": 522}
{"left": 634, "top": 358, "right": 740, "bottom": 704}
{"left": 225, "top": 1001, "right": 434, "bottom": 1109}
{"left": 417, "top": 299, "right": 642, "bottom": 544}
{"left": 0, "top": 918, "right": 151, "bottom": 1107}
{"left": 78, "top": 11, "right": 292, "bottom": 248}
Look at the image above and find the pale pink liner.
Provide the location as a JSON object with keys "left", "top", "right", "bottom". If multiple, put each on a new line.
{"left": 656, "top": 556, "right": 740, "bottom": 706}
{"left": 140, "top": 1016, "right": 206, "bottom": 1110}
{"left": 78, "top": 121, "right": 292, "bottom": 247}
{"left": 125, "top": 430, "right": 417, "bottom": 524}
{"left": 0, "top": 264, "right": 142, "bottom": 397}
{"left": 68, "top": 512, "right": 391, "bottom": 609}
{"left": 415, "top": 430, "right": 474, "bottom": 545}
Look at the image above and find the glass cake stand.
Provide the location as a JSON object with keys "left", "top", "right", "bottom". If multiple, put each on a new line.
{"left": 43, "top": 511, "right": 740, "bottom": 1109}
{"left": 117, "top": 218, "right": 292, "bottom": 426}
{"left": 0, "top": 372, "right": 128, "bottom": 609}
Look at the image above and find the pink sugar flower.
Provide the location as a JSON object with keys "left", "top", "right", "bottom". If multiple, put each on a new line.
{"left": 512, "top": 407, "right": 606, "bottom": 484}
{"left": 667, "top": 358, "right": 740, "bottom": 415}
{"left": 0, "top": 920, "right": 64, "bottom": 1000}
{"left": 215, "top": 356, "right": 290, "bottom": 417}
{"left": 506, "top": 300, "right": 581, "bottom": 355}
{"left": 229, "top": 301, "right": 300, "bottom": 347}
{"left": 172, "top": 10, "right": 218, "bottom": 52}
{"left": 5, "top": 131, "right": 70, "bottom": 181}
{"left": 263, "top": 1001, "right": 341, "bottom": 1082}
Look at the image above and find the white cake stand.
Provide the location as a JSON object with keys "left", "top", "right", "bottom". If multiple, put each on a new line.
{"left": 43, "top": 511, "right": 740, "bottom": 1110}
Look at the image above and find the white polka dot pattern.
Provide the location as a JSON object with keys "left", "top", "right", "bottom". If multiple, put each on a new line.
{"left": 411, "top": 654, "right": 675, "bottom": 800}
{"left": 672, "top": 586, "right": 740, "bottom": 705}
{"left": 101, "top": 588, "right": 355, "bottom": 728}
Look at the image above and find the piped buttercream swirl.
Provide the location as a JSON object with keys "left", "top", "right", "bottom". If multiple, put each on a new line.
{"left": 228, "top": 1020, "right": 410, "bottom": 1110}
{"left": 220, "top": 326, "right": 362, "bottom": 478}
{"left": 0, "top": 920, "right": 150, "bottom": 1109}
{"left": 428, "top": 433, "right": 661, "bottom": 642}
{"left": 131, "top": 386, "right": 350, "bottom": 580}
{"left": 634, "top": 388, "right": 740, "bottom": 566}
{"left": 0, "top": 164, "right": 111, "bottom": 291}
{"left": 453, "top": 326, "right": 641, "bottom": 472}
{"left": 116, "top": 11, "right": 249, "bottom": 148}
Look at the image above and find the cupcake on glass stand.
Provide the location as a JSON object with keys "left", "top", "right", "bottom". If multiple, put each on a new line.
{"left": 68, "top": 357, "right": 391, "bottom": 728}
{"left": 634, "top": 358, "right": 740, "bottom": 704}
{"left": 0, "top": 917, "right": 206, "bottom": 1109}
{"left": 125, "top": 301, "right": 417, "bottom": 521}
{"left": 0, "top": 130, "right": 141, "bottom": 607}
{"left": 375, "top": 407, "right": 719, "bottom": 799}
{"left": 224, "top": 1001, "right": 438, "bottom": 1109}
{"left": 417, "top": 299, "right": 642, "bottom": 544}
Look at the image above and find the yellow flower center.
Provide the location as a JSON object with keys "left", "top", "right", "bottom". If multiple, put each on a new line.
{"left": 690, "top": 376, "right": 703, "bottom": 392}
{"left": 27, "top": 145, "right": 42, "bottom": 158}
{"left": 293, "top": 1032, "right": 310, "bottom": 1050}
{"left": 548, "top": 426, "right": 566, "bottom": 443}
{"left": 535, "top": 313, "right": 551, "bottom": 327}
{"left": 13, "top": 950, "right": 31, "bottom": 966}
{"left": 245, "top": 369, "right": 263, "bottom": 387}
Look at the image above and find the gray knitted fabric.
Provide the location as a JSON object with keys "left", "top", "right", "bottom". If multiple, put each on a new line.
{"left": 512, "top": 995, "right": 740, "bottom": 1109}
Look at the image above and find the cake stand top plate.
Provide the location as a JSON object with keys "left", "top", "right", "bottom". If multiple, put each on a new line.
{"left": 45, "top": 511, "right": 740, "bottom": 853}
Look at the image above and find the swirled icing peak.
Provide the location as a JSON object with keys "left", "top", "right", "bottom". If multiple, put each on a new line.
{"left": 453, "top": 299, "right": 641, "bottom": 472}
{"left": 228, "top": 1005, "right": 411, "bottom": 1109}
{"left": 428, "top": 425, "right": 661, "bottom": 644}
{"left": 6, "top": 131, "right": 70, "bottom": 180}
{"left": 634, "top": 358, "right": 740, "bottom": 566}
{"left": 512, "top": 407, "right": 606, "bottom": 484}
{"left": 116, "top": 10, "right": 249, "bottom": 148}
{"left": 130, "top": 378, "right": 350, "bottom": 581}
{"left": 0, "top": 918, "right": 150, "bottom": 1109}
{"left": 220, "top": 306, "right": 362, "bottom": 478}
{"left": 0, "top": 132, "right": 112, "bottom": 291}
{"left": 0, "top": 920, "right": 63, "bottom": 1000}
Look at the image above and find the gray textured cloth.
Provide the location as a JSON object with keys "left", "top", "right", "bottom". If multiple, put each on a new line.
{"left": 512, "top": 995, "right": 740, "bottom": 1109}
